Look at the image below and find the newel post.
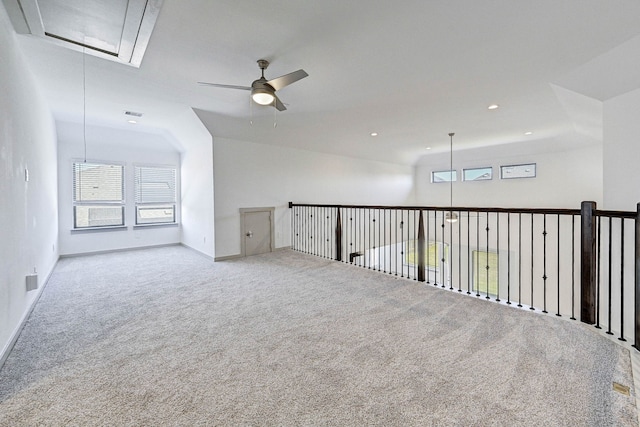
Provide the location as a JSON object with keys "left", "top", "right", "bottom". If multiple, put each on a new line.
{"left": 634, "top": 203, "right": 640, "bottom": 350}
{"left": 335, "top": 208, "right": 343, "bottom": 262}
{"left": 581, "top": 201, "right": 597, "bottom": 324}
{"left": 418, "top": 210, "right": 425, "bottom": 282}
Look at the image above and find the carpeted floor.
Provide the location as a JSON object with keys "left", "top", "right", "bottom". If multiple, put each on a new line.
{"left": 0, "top": 245, "right": 637, "bottom": 426}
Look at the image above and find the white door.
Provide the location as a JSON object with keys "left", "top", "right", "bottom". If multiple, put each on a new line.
{"left": 243, "top": 210, "right": 272, "bottom": 256}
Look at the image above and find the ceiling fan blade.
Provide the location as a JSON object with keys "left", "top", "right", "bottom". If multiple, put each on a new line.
{"left": 267, "top": 69, "right": 308, "bottom": 91}
{"left": 197, "top": 82, "right": 251, "bottom": 91}
{"left": 274, "top": 94, "right": 287, "bottom": 111}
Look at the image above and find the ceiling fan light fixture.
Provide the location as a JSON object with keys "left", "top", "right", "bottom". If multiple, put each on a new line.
{"left": 251, "top": 88, "right": 275, "bottom": 105}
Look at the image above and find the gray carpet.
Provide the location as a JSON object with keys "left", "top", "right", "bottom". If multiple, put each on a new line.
{"left": 0, "top": 245, "right": 636, "bottom": 426}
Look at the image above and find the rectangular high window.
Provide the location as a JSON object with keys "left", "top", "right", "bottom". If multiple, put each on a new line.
{"left": 463, "top": 167, "right": 492, "bottom": 181}
{"left": 135, "top": 165, "right": 177, "bottom": 225}
{"left": 431, "top": 170, "right": 457, "bottom": 183}
{"left": 73, "top": 162, "right": 125, "bottom": 229}
{"left": 500, "top": 163, "right": 536, "bottom": 179}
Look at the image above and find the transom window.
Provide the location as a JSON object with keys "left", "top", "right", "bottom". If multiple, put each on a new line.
{"left": 432, "top": 170, "right": 457, "bottom": 183}
{"left": 463, "top": 167, "right": 492, "bottom": 181}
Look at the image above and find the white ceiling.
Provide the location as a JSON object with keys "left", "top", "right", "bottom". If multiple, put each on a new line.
{"left": 11, "top": 0, "right": 640, "bottom": 165}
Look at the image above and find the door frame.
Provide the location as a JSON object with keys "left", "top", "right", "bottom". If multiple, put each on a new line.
{"left": 239, "top": 207, "right": 275, "bottom": 257}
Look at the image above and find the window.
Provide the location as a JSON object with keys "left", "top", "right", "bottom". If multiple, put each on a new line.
{"left": 463, "top": 167, "right": 492, "bottom": 181}
{"left": 500, "top": 163, "right": 536, "bottom": 179}
{"left": 472, "top": 250, "right": 499, "bottom": 297}
{"left": 432, "top": 170, "right": 457, "bottom": 183}
{"left": 406, "top": 240, "right": 448, "bottom": 268}
{"left": 135, "top": 166, "right": 177, "bottom": 225}
{"left": 73, "top": 162, "right": 125, "bottom": 229}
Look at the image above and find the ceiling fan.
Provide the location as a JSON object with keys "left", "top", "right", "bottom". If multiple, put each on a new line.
{"left": 198, "top": 59, "right": 308, "bottom": 111}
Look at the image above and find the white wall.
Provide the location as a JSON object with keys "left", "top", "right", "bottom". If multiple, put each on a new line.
{"left": 213, "top": 137, "right": 415, "bottom": 259}
{"left": 415, "top": 139, "right": 603, "bottom": 209}
{"left": 0, "top": 4, "right": 59, "bottom": 364}
{"left": 603, "top": 87, "right": 640, "bottom": 211}
{"left": 171, "top": 109, "right": 215, "bottom": 258}
{"left": 57, "top": 121, "right": 181, "bottom": 255}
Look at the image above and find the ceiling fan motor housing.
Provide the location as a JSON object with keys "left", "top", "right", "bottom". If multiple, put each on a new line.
{"left": 251, "top": 78, "right": 275, "bottom": 105}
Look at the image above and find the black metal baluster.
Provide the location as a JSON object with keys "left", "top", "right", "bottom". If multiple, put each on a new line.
{"left": 413, "top": 209, "right": 424, "bottom": 280}
{"left": 383, "top": 209, "right": 387, "bottom": 273}
{"left": 349, "top": 208, "right": 355, "bottom": 264}
{"left": 571, "top": 215, "right": 576, "bottom": 320}
{"left": 303, "top": 206, "right": 307, "bottom": 254}
{"left": 467, "top": 212, "right": 471, "bottom": 295}
{"left": 486, "top": 212, "right": 490, "bottom": 299}
{"left": 433, "top": 209, "right": 441, "bottom": 286}
{"left": 542, "top": 214, "right": 548, "bottom": 313}
{"left": 556, "top": 215, "right": 561, "bottom": 317}
{"left": 375, "top": 209, "right": 382, "bottom": 271}
{"left": 596, "top": 215, "right": 601, "bottom": 328}
{"left": 312, "top": 207, "right": 316, "bottom": 255}
{"left": 619, "top": 218, "right": 626, "bottom": 342}
{"left": 507, "top": 213, "right": 511, "bottom": 305}
{"left": 426, "top": 210, "right": 431, "bottom": 284}
{"left": 476, "top": 213, "right": 480, "bottom": 297}
{"left": 441, "top": 210, "right": 446, "bottom": 288}
{"left": 400, "top": 212, "right": 404, "bottom": 278}
{"left": 607, "top": 216, "right": 613, "bottom": 335}
{"left": 458, "top": 210, "right": 462, "bottom": 292}
{"left": 518, "top": 213, "right": 523, "bottom": 308}
{"left": 394, "top": 209, "right": 398, "bottom": 276}
{"left": 368, "top": 209, "right": 372, "bottom": 270}
{"left": 450, "top": 209, "right": 454, "bottom": 290}
{"left": 496, "top": 213, "right": 500, "bottom": 302}
{"left": 530, "top": 214, "right": 535, "bottom": 311}
{"left": 406, "top": 210, "right": 410, "bottom": 278}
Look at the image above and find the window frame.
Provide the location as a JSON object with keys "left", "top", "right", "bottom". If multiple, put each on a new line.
{"left": 134, "top": 164, "right": 178, "bottom": 226}
{"left": 500, "top": 163, "right": 536, "bottom": 179}
{"left": 72, "top": 160, "right": 126, "bottom": 230}
{"left": 463, "top": 166, "right": 493, "bottom": 182}
{"left": 431, "top": 169, "right": 457, "bottom": 183}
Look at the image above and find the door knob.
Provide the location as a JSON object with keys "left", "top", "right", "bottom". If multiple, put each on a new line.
{"left": 246, "top": 231, "right": 253, "bottom": 238}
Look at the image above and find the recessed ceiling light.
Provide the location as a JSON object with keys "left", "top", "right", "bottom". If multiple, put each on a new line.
{"left": 370, "top": 132, "right": 378, "bottom": 137}
{"left": 524, "top": 131, "right": 533, "bottom": 135}
{"left": 487, "top": 104, "right": 499, "bottom": 110}
{"left": 425, "top": 147, "right": 431, "bottom": 150}
{"left": 127, "top": 120, "right": 137, "bottom": 124}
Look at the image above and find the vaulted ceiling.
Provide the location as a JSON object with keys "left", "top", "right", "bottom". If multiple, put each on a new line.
{"left": 7, "top": 0, "right": 640, "bottom": 164}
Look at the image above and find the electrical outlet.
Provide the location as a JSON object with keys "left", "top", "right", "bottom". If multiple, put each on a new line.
{"left": 26, "top": 274, "right": 38, "bottom": 292}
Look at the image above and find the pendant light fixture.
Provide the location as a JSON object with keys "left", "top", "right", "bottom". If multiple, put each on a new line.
{"left": 445, "top": 132, "right": 458, "bottom": 223}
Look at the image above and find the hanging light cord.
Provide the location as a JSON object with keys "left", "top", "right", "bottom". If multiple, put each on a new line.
{"left": 82, "top": 47, "right": 87, "bottom": 163}
{"left": 449, "top": 132, "right": 454, "bottom": 212}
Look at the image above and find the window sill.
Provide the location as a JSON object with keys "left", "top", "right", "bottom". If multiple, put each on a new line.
{"left": 71, "top": 225, "right": 128, "bottom": 234}
{"left": 133, "top": 223, "right": 180, "bottom": 229}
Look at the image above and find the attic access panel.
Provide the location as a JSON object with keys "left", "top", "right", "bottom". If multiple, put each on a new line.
{"left": 2, "top": 0, "right": 162, "bottom": 67}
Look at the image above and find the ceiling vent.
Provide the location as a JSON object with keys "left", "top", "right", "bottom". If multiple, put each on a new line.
{"left": 124, "top": 111, "right": 143, "bottom": 117}
{"left": 2, "top": 0, "right": 163, "bottom": 67}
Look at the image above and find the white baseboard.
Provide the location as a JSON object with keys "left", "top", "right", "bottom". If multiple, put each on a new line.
{"left": 0, "top": 260, "right": 57, "bottom": 370}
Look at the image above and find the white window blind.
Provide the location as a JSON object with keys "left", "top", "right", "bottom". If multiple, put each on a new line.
{"left": 135, "top": 166, "right": 176, "bottom": 203}
{"left": 72, "top": 162, "right": 125, "bottom": 228}
{"left": 135, "top": 166, "right": 177, "bottom": 225}
{"left": 73, "top": 162, "right": 124, "bottom": 202}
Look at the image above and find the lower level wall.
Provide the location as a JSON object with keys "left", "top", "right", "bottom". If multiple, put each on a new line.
{"left": 213, "top": 137, "right": 415, "bottom": 259}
